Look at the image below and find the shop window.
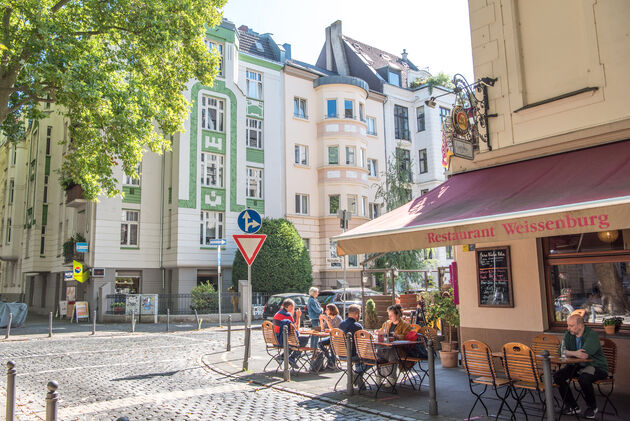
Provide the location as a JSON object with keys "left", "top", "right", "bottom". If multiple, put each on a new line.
{"left": 544, "top": 232, "right": 630, "bottom": 327}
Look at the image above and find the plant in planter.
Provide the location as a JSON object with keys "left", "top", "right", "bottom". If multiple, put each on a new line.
{"left": 602, "top": 317, "right": 622, "bottom": 335}
{"left": 364, "top": 299, "right": 379, "bottom": 329}
{"left": 112, "top": 302, "right": 126, "bottom": 314}
{"left": 62, "top": 233, "right": 87, "bottom": 262}
{"left": 190, "top": 281, "right": 219, "bottom": 314}
{"left": 425, "top": 287, "right": 460, "bottom": 367}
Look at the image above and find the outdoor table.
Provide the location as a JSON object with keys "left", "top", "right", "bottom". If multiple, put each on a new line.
{"left": 298, "top": 329, "right": 330, "bottom": 337}
{"left": 374, "top": 339, "right": 427, "bottom": 390}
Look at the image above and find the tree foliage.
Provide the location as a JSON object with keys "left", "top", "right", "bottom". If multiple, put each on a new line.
{"left": 0, "top": 0, "right": 225, "bottom": 199}
{"left": 409, "top": 72, "right": 454, "bottom": 94}
{"left": 232, "top": 218, "right": 313, "bottom": 293}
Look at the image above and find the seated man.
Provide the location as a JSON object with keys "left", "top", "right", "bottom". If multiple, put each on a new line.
{"left": 272, "top": 298, "right": 308, "bottom": 368}
{"left": 553, "top": 314, "right": 608, "bottom": 419}
{"left": 339, "top": 304, "right": 367, "bottom": 388}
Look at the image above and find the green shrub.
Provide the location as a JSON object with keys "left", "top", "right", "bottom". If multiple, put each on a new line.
{"left": 232, "top": 218, "right": 312, "bottom": 293}
{"left": 191, "top": 281, "right": 219, "bottom": 313}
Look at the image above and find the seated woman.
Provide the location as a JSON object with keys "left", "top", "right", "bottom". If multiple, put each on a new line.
{"left": 318, "top": 304, "right": 343, "bottom": 369}
{"left": 375, "top": 304, "right": 412, "bottom": 385}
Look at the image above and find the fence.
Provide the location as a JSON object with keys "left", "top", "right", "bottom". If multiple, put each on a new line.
{"left": 105, "top": 292, "right": 241, "bottom": 316}
{"left": 252, "top": 291, "right": 272, "bottom": 307}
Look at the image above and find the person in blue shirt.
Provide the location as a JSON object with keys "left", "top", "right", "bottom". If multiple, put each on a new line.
{"left": 307, "top": 287, "right": 323, "bottom": 348}
{"left": 339, "top": 304, "right": 367, "bottom": 389}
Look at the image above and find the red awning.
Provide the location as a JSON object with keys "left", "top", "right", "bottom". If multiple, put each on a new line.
{"left": 336, "top": 140, "right": 630, "bottom": 255}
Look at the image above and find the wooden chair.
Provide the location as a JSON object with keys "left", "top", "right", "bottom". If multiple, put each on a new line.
{"left": 262, "top": 321, "right": 283, "bottom": 372}
{"left": 503, "top": 342, "right": 549, "bottom": 419}
{"left": 287, "top": 324, "right": 317, "bottom": 374}
{"left": 462, "top": 340, "right": 513, "bottom": 421}
{"left": 409, "top": 324, "right": 421, "bottom": 332}
{"left": 354, "top": 329, "right": 397, "bottom": 398}
{"left": 531, "top": 333, "right": 560, "bottom": 374}
{"left": 330, "top": 328, "right": 357, "bottom": 391}
{"left": 398, "top": 332, "right": 430, "bottom": 390}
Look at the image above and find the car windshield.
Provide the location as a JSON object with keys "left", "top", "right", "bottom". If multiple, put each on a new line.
{"left": 266, "top": 296, "right": 283, "bottom": 306}
{"left": 317, "top": 293, "right": 335, "bottom": 305}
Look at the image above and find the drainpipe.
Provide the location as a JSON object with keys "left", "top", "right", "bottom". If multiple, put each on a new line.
{"left": 159, "top": 147, "right": 165, "bottom": 291}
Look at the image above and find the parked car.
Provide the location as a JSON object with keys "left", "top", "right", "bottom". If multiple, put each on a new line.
{"left": 263, "top": 293, "right": 311, "bottom": 326}
{"left": 316, "top": 288, "right": 381, "bottom": 318}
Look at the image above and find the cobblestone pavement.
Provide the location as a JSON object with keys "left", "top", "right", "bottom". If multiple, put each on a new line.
{"left": 0, "top": 330, "right": 388, "bottom": 420}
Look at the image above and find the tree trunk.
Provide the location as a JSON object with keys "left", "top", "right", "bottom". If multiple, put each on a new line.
{"left": 593, "top": 263, "right": 630, "bottom": 315}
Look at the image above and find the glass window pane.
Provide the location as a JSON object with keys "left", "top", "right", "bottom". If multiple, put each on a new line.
{"left": 327, "top": 99, "right": 337, "bottom": 117}
{"left": 130, "top": 225, "right": 138, "bottom": 246}
{"left": 121, "top": 224, "right": 128, "bottom": 245}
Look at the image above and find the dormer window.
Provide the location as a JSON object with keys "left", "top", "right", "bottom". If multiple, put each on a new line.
{"left": 388, "top": 69, "right": 401, "bottom": 87}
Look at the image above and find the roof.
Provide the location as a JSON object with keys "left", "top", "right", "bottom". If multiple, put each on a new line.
{"left": 343, "top": 36, "right": 419, "bottom": 89}
{"left": 237, "top": 28, "right": 281, "bottom": 62}
{"left": 286, "top": 59, "right": 335, "bottom": 76}
{"left": 335, "top": 140, "right": 630, "bottom": 255}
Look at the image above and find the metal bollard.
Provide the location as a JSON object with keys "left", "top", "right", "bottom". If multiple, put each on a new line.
{"left": 45, "top": 381, "right": 59, "bottom": 421}
{"left": 345, "top": 332, "right": 354, "bottom": 395}
{"left": 6, "top": 361, "right": 16, "bottom": 421}
{"left": 92, "top": 311, "right": 96, "bottom": 335}
{"left": 116, "top": 418, "right": 129, "bottom": 421}
{"left": 227, "top": 315, "right": 232, "bottom": 351}
{"left": 242, "top": 313, "right": 250, "bottom": 371}
{"left": 5, "top": 313, "right": 12, "bottom": 339}
{"left": 283, "top": 325, "right": 290, "bottom": 381}
{"left": 131, "top": 310, "right": 135, "bottom": 333}
{"left": 48, "top": 312, "right": 53, "bottom": 338}
{"left": 541, "top": 350, "right": 555, "bottom": 421}
{"left": 166, "top": 308, "right": 170, "bottom": 332}
{"left": 427, "top": 339, "right": 438, "bottom": 416}
{"left": 194, "top": 310, "right": 199, "bottom": 330}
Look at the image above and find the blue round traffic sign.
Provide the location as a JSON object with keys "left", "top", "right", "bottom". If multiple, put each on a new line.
{"left": 237, "top": 209, "right": 262, "bottom": 233}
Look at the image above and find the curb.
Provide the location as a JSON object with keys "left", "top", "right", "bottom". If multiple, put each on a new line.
{"left": 200, "top": 354, "right": 423, "bottom": 421}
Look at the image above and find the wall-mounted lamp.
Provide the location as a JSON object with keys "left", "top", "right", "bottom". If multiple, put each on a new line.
{"left": 425, "top": 98, "right": 437, "bottom": 108}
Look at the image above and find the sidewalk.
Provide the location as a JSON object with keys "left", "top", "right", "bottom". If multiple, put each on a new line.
{"left": 204, "top": 332, "right": 629, "bottom": 420}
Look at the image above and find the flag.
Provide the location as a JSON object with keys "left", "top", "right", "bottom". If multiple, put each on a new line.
{"left": 72, "top": 260, "right": 86, "bottom": 283}
{"left": 441, "top": 122, "right": 453, "bottom": 169}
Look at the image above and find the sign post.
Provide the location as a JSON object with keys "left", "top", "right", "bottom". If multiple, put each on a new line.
{"left": 209, "top": 238, "right": 227, "bottom": 325}
{"left": 233, "top": 234, "right": 266, "bottom": 327}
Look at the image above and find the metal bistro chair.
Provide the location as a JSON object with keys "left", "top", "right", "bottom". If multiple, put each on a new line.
{"left": 503, "top": 342, "right": 549, "bottom": 420}
{"left": 330, "top": 328, "right": 362, "bottom": 391}
{"left": 354, "top": 330, "right": 398, "bottom": 398}
{"left": 287, "top": 324, "right": 317, "bottom": 374}
{"left": 262, "top": 321, "right": 283, "bottom": 373}
{"left": 462, "top": 340, "right": 514, "bottom": 421}
{"left": 572, "top": 337, "right": 618, "bottom": 420}
{"left": 398, "top": 332, "right": 430, "bottom": 390}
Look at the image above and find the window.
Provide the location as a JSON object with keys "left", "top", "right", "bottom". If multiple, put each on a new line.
{"left": 8, "top": 179, "right": 14, "bottom": 204}
{"left": 419, "top": 149, "right": 428, "bottom": 174}
{"left": 361, "top": 196, "right": 367, "bottom": 216}
{"left": 295, "top": 194, "right": 308, "bottom": 215}
{"left": 120, "top": 210, "right": 139, "bottom": 246}
{"left": 421, "top": 188, "right": 429, "bottom": 195}
{"left": 201, "top": 96, "right": 224, "bottom": 132}
{"left": 294, "top": 97, "right": 307, "bottom": 118}
{"left": 347, "top": 195, "right": 357, "bottom": 215}
{"left": 327, "top": 99, "right": 337, "bottom": 118}
{"left": 294, "top": 144, "right": 308, "bottom": 166}
{"left": 200, "top": 211, "right": 224, "bottom": 245}
{"left": 246, "top": 69, "right": 262, "bottom": 99}
{"left": 446, "top": 246, "right": 453, "bottom": 259}
{"left": 394, "top": 105, "right": 409, "bottom": 140}
{"left": 205, "top": 40, "right": 224, "bottom": 76}
{"left": 246, "top": 167, "right": 263, "bottom": 199}
{"left": 417, "top": 106, "right": 425, "bottom": 132}
{"left": 369, "top": 203, "right": 380, "bottom": 219}
{"left": 345, "top": 146, "right": 355, "bottom": 166}
{"left": 348, "top": 254, "right": 358, "bottom": 267}
{"left": 46, "top": 126, "right": 52, "bottom": 154}
{"left": 359, "top": 148, "right": 366, "bottom": 168}
{"left": 40, "top": 226, "right": 45, "bottom": 256}
{"left": 439, "top": 106, "right": 451, "bottom": 127}
{"left": 329, "top": 241, "right": 342, "bottom": 268}
{"left": 396, "top": 148, "right": 412, "bottom": 182}
{"left": 43, "top": 176, "right": 48, "bottom": 203}
{"left": 302, "top": 238, "right": 310, "bottom": 251}
{"left": 246, "top": 118, "right": 263, "bottom": 149}
{"left": 344, "top": 100, "right": 354, "bottom": 119}
{"left": 388, "top": 70, "right": 401, "bottom": 86}
{"left": 366, "top": 116, "right": 376, "bottom": 135}
{"left": 367, "top": 159, "right": 377, "bottom": 177}
{"left": 359, "top": 103, "right": 365, "bottom": 121}
{"left": 329, "top": 195, "right": 340, "bottom": 215}
{"left": 422, "top": 248, "right": 434, "bottom": 259}
{"left": 10, "top": 145, "right": 16, "bottom": 165}
{"left": 5, "top": 218, "right": 11, "bottom": 244}
{"left": 200, "top": 153, "right": 224, "bottom": 188}
{"left": 123, "top": 163, "right": 140, "bottom": 186}
{"left": 328, "top": 146, "right": 339, "bottom": 165}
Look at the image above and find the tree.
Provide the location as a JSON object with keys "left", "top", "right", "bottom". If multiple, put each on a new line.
{"left": 0, "top": 0, "right": 225, "bottom": 199}
{"left": 409, "top": 72, "right": 454, "bottom": 94}
{"left": 232, "top": 218, "right": 313, "bottom": 293}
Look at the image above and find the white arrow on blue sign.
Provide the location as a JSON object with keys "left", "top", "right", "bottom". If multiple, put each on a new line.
{"left": 76, "top": 242, "right": 88, "bottom": 253}
{"left": 237, "top": 209, "right": 262, "bottom": 234}
{"left": 209, "top": 239, "right": 226, "bottom": 246}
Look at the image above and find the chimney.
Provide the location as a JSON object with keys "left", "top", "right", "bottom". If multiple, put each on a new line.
{"left": 324, "top": 20, "right": 349, "bottom": 75}
{"left": 401, "top": 49, "right": 408, "bottom": 62}
{"left": 238, "top": 25, "right": 249, "bottom": 33}
{"left": 282, "top": 43, "right": 292, "bottom": 61}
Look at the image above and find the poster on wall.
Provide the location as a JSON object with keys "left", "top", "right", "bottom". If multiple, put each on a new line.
{"left": 66, "top": 287, "right": 76, "bottom": 302}
{"left": 476, "top": 246, "right": 514, "bottom": 307}
{"left": 59, "top": 301, "right": 68, "bottom": 317}
{"left": 125, "top": 294, "right": 140, "bottom": 315}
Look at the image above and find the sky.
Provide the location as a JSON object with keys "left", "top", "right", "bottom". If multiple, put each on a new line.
{"left": 222, "top": 0, "right": 474, "bottom": 81}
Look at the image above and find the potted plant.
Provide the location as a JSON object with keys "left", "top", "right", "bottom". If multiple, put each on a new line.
{"left": 112, "top": 302, "right": 125, "bottom": 315}
{"left": 425, "top": 288, "right": 460, "bottom": 368}
{"left": 602, "top": 317, "right": 622, "bottom": 335}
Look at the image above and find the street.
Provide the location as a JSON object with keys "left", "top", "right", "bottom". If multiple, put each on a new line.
{"left": 0, "top": 329, "right": 386, "bottom": 420}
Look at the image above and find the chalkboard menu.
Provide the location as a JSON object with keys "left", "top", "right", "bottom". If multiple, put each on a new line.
{"left": 476, "top": 246, "right": 513, "bottom": 307}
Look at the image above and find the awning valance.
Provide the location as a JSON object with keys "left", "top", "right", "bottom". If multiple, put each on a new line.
{"left": 335, "top": 140, "right": 630, "bottom": 255}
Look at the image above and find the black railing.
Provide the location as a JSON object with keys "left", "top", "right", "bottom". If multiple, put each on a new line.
{"left": 252, "top": 292, "right": 272, "bottom": 306}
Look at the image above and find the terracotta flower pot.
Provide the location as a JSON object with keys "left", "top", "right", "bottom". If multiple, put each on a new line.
{"left": 440, "top": 350, "right": 459, "bottom": 368}
{"left": 604, "top": 325, "right": 616, "bottom": 335}
{"left": 441, "top": 341, "right": 458, "bottom": 352}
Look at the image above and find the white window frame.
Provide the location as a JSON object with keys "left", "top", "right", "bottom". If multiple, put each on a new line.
{"left": 359, "top": 103, "right": 365, "bottom": 122}
{"left": 295, "top": 193, "right": 309, "bottom": 215}
{"left": 8, "top": 179, "right": 14, "bottom": 204}
{"left": 294, "top": 144, "right": 308, "bottom": 166}
{"left": 246, "top": 167, "right": 263, "bottom": 199}
{"left": 205, "top": 40, "right": 224, "bottom": 77}
{"left": 123, "top": 164, "right": 141, "bottom": 186}
{"left": 347, "top": 194, "right": 358, "bottom": 215}
{"left": 200, "top": 211, "right": 224, "bottom": 245}
{"left": 200, "top": 152, "right": 224, "bottom": 188}
{"left": 329, "top": 194, "right": 340, "bottom": 215}
{"left": 345, "top": 146, "right": 356, "bottom": 166}
{"left": 328, "top": 146, "right": 339, "bottom": 165}
{"left": 121, "top": 210, "right": 139, "bottom": 246}
{"left": 246, "top": 69, "right": 263, "bottom": 99}
{"left": 419, "top": 148, "right": 428, "bottom": 174}
{"left": 5, "top": 218, "right": 11, "bottom": 244}
{"left": 344, "top": 99, "right": 354, "bottom": 119}
{"left": 294, "top": 97, "right": 307, "bottom": 119}
{"left": 326, "top": 99, "right": 337, "bottom": 118}
{"left": 359, "top": 148, "right": 366, "bottom": 168}
{"left": 361, "top": 196, "right": 368, "bottom": 216}
{"left": 367, "top": 159, "right": 377, "bottom": 177}
{"left": 329, "top": 240, "right": 342, "bottom": 268}
{"left": 246, "top": 118, "right": 263, "bottom": 149}
{"left": 366, "top": 116, "right": 376, "bottom": 135}
{"left": 369, "top": 203, "right": 380, "bottom": 219}
{"left": 201, "top": 95, "right": 225, "bottom": 132}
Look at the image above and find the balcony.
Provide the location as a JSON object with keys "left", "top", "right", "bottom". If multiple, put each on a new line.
{"left": 65, "top": 184, "right": 88, "bottom": 208}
